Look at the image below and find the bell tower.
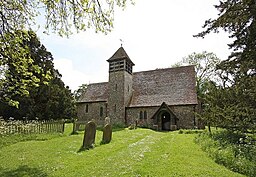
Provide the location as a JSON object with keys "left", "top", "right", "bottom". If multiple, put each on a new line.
{"left": 107, "top": 47, "right": 134, "bottom": 124}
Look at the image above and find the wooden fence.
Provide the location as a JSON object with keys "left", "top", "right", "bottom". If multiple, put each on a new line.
{"left": 0, "top": 120, "right": 65, "bottom": 135}
{"left": 73, "top": 120, "right": 86, "bottom": 132}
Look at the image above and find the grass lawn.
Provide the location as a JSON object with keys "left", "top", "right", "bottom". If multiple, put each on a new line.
{"left": 0, "top": 124, "right": 245, "bottom": 177}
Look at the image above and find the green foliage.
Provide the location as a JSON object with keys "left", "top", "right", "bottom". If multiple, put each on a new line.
{"left": 195, "top": 130, "right": 256, "bottom": 177}
{"left": 0, "top": 0, "right": 133, "bottom": 36}
{"left": 182, "top": 52, "right": 221, "bottom": 83}
{"left": 182, "top": 52, "right": 221, "bottom": 97}
{"left": 0, "top": 31, "right": 52, "bottom": 107}
{"left": 0, "top": 0, "right": 132, "bottom": 107}
{"left": 202, "top": 83, "right": 256, "bottom": 132}
{"left": 0, "top": 128, "right": 244, "bottom": 176}
{"left": 196, "top": 0, "right": 256, "bottom": 133}
{"left": 73, "top": 84, "right": 88, "bottom": 101}
{"left": 0, "top": 31, "right": 76, "bottom": 120}
{"left": 178, "top": 129, "right": 204, "bottom": 134}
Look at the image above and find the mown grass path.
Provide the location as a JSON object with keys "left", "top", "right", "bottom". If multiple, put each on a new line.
{"left": 0, "top": 126, "right": 244, "bottom": 177}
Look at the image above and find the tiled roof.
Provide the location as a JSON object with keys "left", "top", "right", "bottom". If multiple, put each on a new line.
{"left": 107, "top": 47, "right": 135, "bottom": 65}
{"left": 77, "top": 82, "right": 108, "bottom": 103}
{"left": 130, "top": 66, "right": 198, "bottom": 107}
{"left": 77, "top": 66, "right": 198, "bottom": 106}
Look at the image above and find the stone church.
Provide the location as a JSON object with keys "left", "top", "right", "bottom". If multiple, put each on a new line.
{"left": 77, "top": 47, "right": 198, "bottom": 131}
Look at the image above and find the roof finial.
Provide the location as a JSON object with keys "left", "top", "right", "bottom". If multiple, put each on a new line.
{"left": 119, "top": 39, "right": 124, "bottom": 47}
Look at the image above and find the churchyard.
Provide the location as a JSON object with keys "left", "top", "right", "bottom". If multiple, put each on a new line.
{"left": 0, "top": 123, "right": 249, "bottom": 177}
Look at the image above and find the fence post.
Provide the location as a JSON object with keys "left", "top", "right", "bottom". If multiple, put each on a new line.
{"left": 72, "top": 119, "right": 76, "bottom": 134}
{"left": 62, "top": 120, "right": 65, "bottom": 133}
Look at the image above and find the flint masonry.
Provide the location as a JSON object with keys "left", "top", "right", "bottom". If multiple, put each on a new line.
{"left": 77, "top": 47, "right": 198, "bottom": 131}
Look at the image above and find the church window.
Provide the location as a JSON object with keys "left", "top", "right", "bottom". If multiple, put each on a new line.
{"left": 115, "top": 84, "right": 117, "bottom": 91}
{"left": 85, "top": 104, "right": 89, "bottom": 113}
{"left": 100, "top": 107, "right": 103, "bottom": 117}
{"left": 139, "top": 111, "right": 143, "bottom": 119}
{"left": 144, "top": 111, "right": 147, "bottom": 119}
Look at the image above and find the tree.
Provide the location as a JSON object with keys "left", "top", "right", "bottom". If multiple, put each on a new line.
{"left": 0, "top": 31, "right": 76, "bottom": 120}
{"left": 73, "top": 84, "right": 88, "bottom": 101}
{"left": 172, "top": 51, "right": 221, "bottom": 97}
{"left": 195, "top": 0, "right": 256, "bottom": 133}
{"left": 0, "top": 31, "right": 52, "bottom": 107}
{"left": 0, "top": 0, "right": 132, "bottom": 106}
{"left": 172, "top": 51, "right": 221, "bottom": 130}
{"left": 0, "top": 0, "right": 132, "bottom": 36}
{"left": 180, "top": 52, "right": 221, "bottom": 97}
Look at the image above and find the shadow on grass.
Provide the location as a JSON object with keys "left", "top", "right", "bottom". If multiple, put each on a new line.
{"left": 69, "top": 131, "right": 80, "bottom": 136}
{"left": 0, "top": 165, "right": 48, "bottom": 177}
{"left": 77, "top": 145, "right": 95, "bottom": 153}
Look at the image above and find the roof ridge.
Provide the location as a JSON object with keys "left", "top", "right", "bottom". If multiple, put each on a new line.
{"left": 133, "top": 65, "right": 195, "bottom": 74}
{"left": 88, "top": 82, "right": 108, "bottom": 85}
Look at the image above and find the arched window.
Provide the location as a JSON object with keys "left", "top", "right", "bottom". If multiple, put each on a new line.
{"left": 114, "top": 104, "right": 117, "bottom": 113}
{"left": 85, "top": 104, "right": 89, "bottom": 113}
{"left": 144, "top": 111, "right": 147, "bottom": 119}
{"left": 100, "top": 107, "right": 103, "bottom": 117}
{"left": 139, "top": 111, "right": 143, "bottom": 119}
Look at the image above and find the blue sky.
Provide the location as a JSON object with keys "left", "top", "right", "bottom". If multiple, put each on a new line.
{"left": 37, "top": 0, "right": 232, "bottom": 91}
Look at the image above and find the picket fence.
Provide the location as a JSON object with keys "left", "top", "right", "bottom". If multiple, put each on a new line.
{"left": 0, "top": 120, "right": 65, "bottom": 135}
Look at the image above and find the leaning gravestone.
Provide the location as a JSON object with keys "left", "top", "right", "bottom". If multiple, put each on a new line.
{"left": 102, "top": 124, "right": 112, "bottom": 144}
{"left": 82, "top": 121, "right": 96, "bottom": 149}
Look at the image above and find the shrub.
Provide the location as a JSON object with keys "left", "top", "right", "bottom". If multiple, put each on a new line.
{"left": 178, "top": 129, "right": 204, "bottom": 134}
{"left": 195, "top": 130, "right": 256, "bottom": 177}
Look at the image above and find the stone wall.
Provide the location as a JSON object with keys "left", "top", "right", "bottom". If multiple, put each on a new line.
{"left": 126, "top": 106, "right": 158, "bottom": 127}
{"left": 126, "top": 104, "right": 196, "bottom": 129}
{"left": 124, "top": 71, "right": 133, "bottom": 107}
{"left": 77, "top": 102, "right": 107, "bottom": 126}
{"left": 108, "top": 71, "right": 133, "bottom": 124}
{"left": 171, "top": 105, "right": 196, "bottom": 129}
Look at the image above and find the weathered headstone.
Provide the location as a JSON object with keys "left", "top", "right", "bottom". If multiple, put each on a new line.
{"left": 105, "top": 117, "right": 110, "bottom": 125}
{"left": 102, "top": 124, "right": 112, "bottom": 144}
{"left": 82, "top": 121, "right": 96, "bottom": 149}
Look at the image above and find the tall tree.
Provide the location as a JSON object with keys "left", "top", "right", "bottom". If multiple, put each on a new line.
{"left": 0, "top": 31, "right": 52, "bottom": 107}
{"left": 195, "top": 0, "right": 256, "bottom": 133}
{"left": 0, "top": 0, "right": 132, "bottom": 105}
{"left": 0, "top": 31, "right": 76, "bottom": 120}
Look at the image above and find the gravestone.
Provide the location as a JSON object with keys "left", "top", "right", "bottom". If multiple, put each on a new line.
{"left": 102, "top": 124, "right": 112, "bottom": 144}
{"left": 82, "top": 121, "right": 96, "bottom": 149}
{"left": 105, "top": 117, "right": 110, "bottom": 125}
